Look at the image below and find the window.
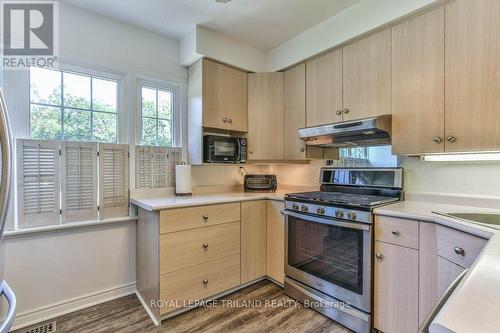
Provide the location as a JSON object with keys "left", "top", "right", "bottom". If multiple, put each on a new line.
{"left": 339, "top": 147, "right": 368, "bottom": 159}
{"left": 141, "top": 86, "right": 174, "bottom": 147}
{"left": 29, "top": 66, "right": 118, "bottom": 143}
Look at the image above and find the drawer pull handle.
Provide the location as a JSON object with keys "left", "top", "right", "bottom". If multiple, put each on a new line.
{"left": 203, "top": 243, "right": 209, "bottom": 249}
{"left": 203, "top": 279, "right": 208, "bottom": 285}
{"left": 454, "top": 247, "right": 465, "bottom": 256}
{"left": 391, "top": 230, "right": 400, "bottom": 236}
{"left": 375, "top": 252, "right": 384, "bottom": 261}
{"left": 202, "top": 214, "right": 208, "bottom": 221}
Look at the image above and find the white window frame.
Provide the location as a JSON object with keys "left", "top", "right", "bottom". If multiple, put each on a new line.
{"left": 28, "top": 61, "right": 127, "bottom": 144}
{"left": 136, "top": 76, "right": 182, "bottom": 148}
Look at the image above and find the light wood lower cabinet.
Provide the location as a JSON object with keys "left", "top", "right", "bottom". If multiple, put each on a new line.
{"left": 437, "top": 256, "right": 465, "bottom": 297}
{"left": 266, "top": 200, "right": 285, "bottom": 284}
{"left": 267, "top": 200, "right": 285, "bottom": 283}
{"left": 160, "top": 255, "right": 241, "bottom": 315}
{"left": 159, "top": 222, "right": 240, "bottom": 274}
{"left": 137, "top": 200, "right": 287, "bottom": 324}
{"left": 374, "top": 215, "right": 488, "bottom": 332}
{"left": 374, "top": 241, "right": 419, "bottom": 333}
{"left": 241, "top": 201, "right": 267, "bottom": 284}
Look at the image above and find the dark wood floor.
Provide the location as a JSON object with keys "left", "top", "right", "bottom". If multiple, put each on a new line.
{"left": 15, "top": 280, "right": 351, "bottom": 333}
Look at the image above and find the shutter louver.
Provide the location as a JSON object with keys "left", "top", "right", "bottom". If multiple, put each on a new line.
{"left": 17, "top": 139, "right": 60, "bottom": 228}
{"left": 152, "top": 147, "right": 167, "bottom": 188}
{"left": 167, "top": 147, "right": 182, "bottom": 187}
{"left": 134, "top": 146, "right": 182, "bottom": 189}
{"left": 135, "top": 146, "right": 152, "bottom": 189}
{"left": 62, "top": 142, "right": 98, "bottom": 223}
{"left": 99, "top": 143, "right": 129, "bottom": 219}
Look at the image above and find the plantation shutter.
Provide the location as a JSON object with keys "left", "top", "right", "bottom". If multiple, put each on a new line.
{"left": 17, "top": 139, "right": 61, "bottom": 228}
{"left": 135, "top": 146, "right": 182, "bottom": 189}
{"left": 135, "top": 146, "right": 152, "bottom": 189}
{"left": 152, "top": 147, "right": 167, "bottom": 188}
{"left": 167, "top": 147, "right": 182, "bottom": 187}
{"left": 62, "top": 141, "right": 98, "bottom": 223}
{"left": 99, "top": 143, "right": 129, "bottom": 219}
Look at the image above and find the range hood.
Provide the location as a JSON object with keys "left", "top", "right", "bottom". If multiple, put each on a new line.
{"left": 298, "top": 115, "right": 392, "bottom": 148}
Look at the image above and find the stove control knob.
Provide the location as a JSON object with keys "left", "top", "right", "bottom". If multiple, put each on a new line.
{"left": 301, "top": 205, "right": 309, "bottom": 213}
{"left": 292, "top": 204, "right": 300, "bottom": 211}
{"left": 348, "top": 212, "right": 357, "bottom": 221}
{"left": 317, "top": 207, "right": 325, "bottom": 215}
{"left": 335, "top": 210, "right": 344, "bottom": 218}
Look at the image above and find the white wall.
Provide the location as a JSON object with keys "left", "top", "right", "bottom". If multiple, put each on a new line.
{"left": 180, "top": 26, "right": 267, "bottom": 72}
{"left": 4, "top": 223, "right": 136, "bottom": 329}
{"left": 1, "top": 2, "right": 187, "bottom": 329}
{"left": 266, "top": 0, "right": 441, "bottom": 71}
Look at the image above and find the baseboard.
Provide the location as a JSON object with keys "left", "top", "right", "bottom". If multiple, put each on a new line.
{"left": 11, "top": 282, "right": 136, "bottom": 331}
{"left": 136, "top": 291, "right": 160, "bottom": 327}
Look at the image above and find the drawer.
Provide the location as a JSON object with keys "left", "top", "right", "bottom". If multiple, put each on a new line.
{"left": 436, "top": 225, "right": 487, "bottom": 268}
{"left": 159, "top": 254, "right": 241, "bottom": 315}
{"left": 160, "top": 202, "right": 240, "bottom": 233}
{"left": 160, "top": 222, "right": 240, "bottom": 274}
{"left": 375, "top": 215, "right": 419, "bottom": 249}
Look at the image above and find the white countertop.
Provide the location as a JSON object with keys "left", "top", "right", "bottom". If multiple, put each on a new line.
{"left": 374, "top": 201, "right": 500, "bottom": 333}
{"left": 131, "top": 190, "right": 291, "bottom": 211}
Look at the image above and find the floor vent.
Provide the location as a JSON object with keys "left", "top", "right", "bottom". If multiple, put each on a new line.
{"left": 24, "top": 321, "right": 56, "bottom": 333}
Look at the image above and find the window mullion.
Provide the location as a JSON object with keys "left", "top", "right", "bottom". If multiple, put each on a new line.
{"left": 60, "top": 71, "right": 64, "bottom": 140}
{"left": 90, "top": 77, "right": 94, "bottom": 141}
{"left": 156, "top": 89, "right": 159, "bottom": 146}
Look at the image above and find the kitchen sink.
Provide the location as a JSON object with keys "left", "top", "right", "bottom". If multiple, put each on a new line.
{"left": 436, "top": 212, "right": 500, "bottom": 226}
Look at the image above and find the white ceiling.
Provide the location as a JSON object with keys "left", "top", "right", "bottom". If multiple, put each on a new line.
{"left": 61, "top": 0, "right": 361, "bottom": 51}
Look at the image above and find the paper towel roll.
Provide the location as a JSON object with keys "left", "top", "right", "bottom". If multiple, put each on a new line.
{"left": 175, "top": 164, "right": 192, "bottom": 195}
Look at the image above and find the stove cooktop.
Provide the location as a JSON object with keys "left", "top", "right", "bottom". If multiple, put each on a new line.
{"left": 285, "top": 191, "right": 400, "bottom": 208}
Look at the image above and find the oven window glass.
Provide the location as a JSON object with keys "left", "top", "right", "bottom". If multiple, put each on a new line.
{"left": 214, "top": 141, "right": 236, "bottom": 157}
{"left": 287, "top": 216, "right": 364, "bottom": 294}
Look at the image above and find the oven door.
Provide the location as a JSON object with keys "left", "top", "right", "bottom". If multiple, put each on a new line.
{"left": 283, "top": 209, "right": 372, "bottom": 312}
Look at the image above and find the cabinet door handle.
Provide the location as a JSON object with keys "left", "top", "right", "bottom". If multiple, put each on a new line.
{"left": 228, "top": 118, "right": 233, "bottom": 124}
{"left": 203, "top": 243, "right": 209, "bottom": 249}
{"left": 336, "top": 110, "right": 342, "bottom": 115}
{"left": 391, "top": 230, "right": 400, "bottom": 236}
{"left": 454, "top": 247, "right": 465, "bottom": 256}
{"left": 433, "top": 137, "right": 443, "bottom": 144}
{"left": 223, "top": 117, "right": 228, "bottom": 123}
{"left": 343, "top": 109, "right": 350, "bottom": 115}
{"left": 447, "top": 136, "right": 457, "bottom": 143}
{"left": 203, "top": 279, "right": 208, "bottom": 285}
{"left": 300, "top": 147, "right": 305, "bottom": 152}
{"left": 375, "top": 252, "right": 384, "bottom": 260}
{"left": 249, "top": 149, "right": 253, "bottom": 154}
{"left": 202, "top": 214, "right": 208, "bottom": 221}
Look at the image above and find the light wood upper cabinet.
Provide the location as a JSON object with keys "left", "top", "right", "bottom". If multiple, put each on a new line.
{"left": 284, "top": 64, "right": 307, "bottom": 159}
{"left": 248, "top": 72, "right": 285, "bottom": 160}
{"left": 343, "top": 29, "right": 392, "bottom": 121}
{"left": 224, "top": 65, "right": 248, "bottom": 132}
{"left": 374, "top": 240, "right": 419, "bottom": 333}
{"left": 391, "top": 6, "right": 445, "bottom": 155}
{"left": 445, "top": 0, "right": 500, "bottom": 151}
{"left": 306, "top": 49, "right": 343, "bottom": 127}
{"left": 241, "top": 201, "right": 267, "bottom": 284}
{"left": 266, "top": 200, "right": 285, "bottom": 284}
{"left": 202, "top": 59, "right": 248, "bottom": 132}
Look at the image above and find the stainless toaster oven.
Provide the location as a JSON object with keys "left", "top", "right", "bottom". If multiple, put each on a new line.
{"left": 244, "top": 175, "right": 277, "bottom": 192}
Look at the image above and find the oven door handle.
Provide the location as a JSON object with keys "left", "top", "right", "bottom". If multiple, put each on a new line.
{"left": 282, "top": 210, "right": 370, "bottom": 231}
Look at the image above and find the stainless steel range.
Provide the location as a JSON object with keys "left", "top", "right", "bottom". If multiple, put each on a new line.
{"left": 283, "top": 167, "right": 403, "bottom": 333}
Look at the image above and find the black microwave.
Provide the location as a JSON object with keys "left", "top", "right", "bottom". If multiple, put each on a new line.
{"left": 203, "top": 135, "right": 247, "bottom": 163}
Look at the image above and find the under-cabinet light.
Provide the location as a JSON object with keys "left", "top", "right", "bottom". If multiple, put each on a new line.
{"left": 421, "top": 152, "right": 500, "bottom": 162}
